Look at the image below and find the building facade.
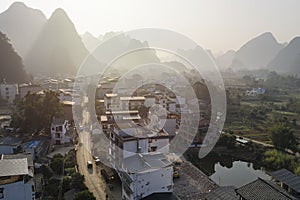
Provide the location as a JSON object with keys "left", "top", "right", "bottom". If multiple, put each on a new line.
{"left": 0, "top": 83, "right": 18, "bottom": 104}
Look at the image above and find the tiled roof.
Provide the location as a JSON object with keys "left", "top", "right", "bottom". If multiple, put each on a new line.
{"left": 205, "top": 186, "right": 238, "bottom": 200}
{"left": 3, "top": 153, "right": 34, "bottom": 167}
{"left": 236, "top": 178, "right": 296, "bottom": 200}
{"left": 270, "top": 168, "right": 300, "bottom": 193}
{"left": 0, "top": 137, "right": 22, "bottom": 146}
{"left": 0, "top": 158, "right": 28, "bottom": 177}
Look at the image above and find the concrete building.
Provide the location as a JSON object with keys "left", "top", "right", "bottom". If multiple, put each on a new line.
{"left": 0, "top": 158, "right": 35, "bottom": 200}
{"left": 0, "top": 83, "right": 18, "bottom": 104}
{"left": 101, "top": 89, "right": 177, "bottom": 200}
{"left": 51, "top": 118, "right": 70, "bottom": 145}
{"left": 121, "top": 153, "right": 173, "bottom": 200}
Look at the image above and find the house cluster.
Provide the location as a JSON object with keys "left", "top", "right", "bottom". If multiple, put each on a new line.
{"left": 93, "top": 75, "right": 211, "bottom": 200}
{"left": 90, "top": 73, "right": 213, "bottom": 199}
{"left": 204, "top": 168, "right": 300, "bottom": 200}
{"left": 100, "top": 92, "right": 177, "bottom": 200}
{"left": 0, "top": 136, "right": 45, "bottom": 200}
{"left": 245, "top": 87, "right": 266, "bottom": 96}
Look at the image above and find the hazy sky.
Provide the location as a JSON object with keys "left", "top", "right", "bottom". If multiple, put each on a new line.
{"left": 1, "top": 0, "right": 300, "bottom": 53}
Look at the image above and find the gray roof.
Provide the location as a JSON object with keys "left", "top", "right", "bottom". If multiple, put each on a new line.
{"left": 269, "top": 168, "right": 300, "bottom": 193}
{"left": 236, "top": 178, "right": 296, "bottom": 200}
{"left": 52, "top": 118, "right": 66, "bottom": 125}
{"left": 3, "top": 153, "right": 34, "bottom": 167}
{"left": 205, "top": 186, "right": 238, "bottom": 200}
{"left": 142, "top": 193, "right": 177, "bottom": 200}
{"left": 0, "top": 137, "right": 22, "bottom": 146}
{"left": 123, "top": 153, "right": 172, "bottom": 173}
{"left": 0, "top": 158, "right": 29, "bottom": 177}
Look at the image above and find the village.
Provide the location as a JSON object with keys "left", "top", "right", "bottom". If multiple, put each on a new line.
{"left": 0, "top": 73, "right": 299, "bottom": 200}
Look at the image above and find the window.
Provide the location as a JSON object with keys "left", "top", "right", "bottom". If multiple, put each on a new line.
{"left": 0, "top": 188, "right": 4, "bottom": 199}
{"left": 150, "top": 146, "right": 157, "bottom": 152}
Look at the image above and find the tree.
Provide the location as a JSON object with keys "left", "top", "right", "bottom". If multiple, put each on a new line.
{"left": 264, "top": 149, "right": 298, "bottom": 172}
{"left": 218, "top": 133, "right": 236, "bottom": 149}
{"left": 71, "top": 172, "right": 86, "bottom": 190}
{"left": 10, "top": 90, "right": 63, "bottom": 132}
{"left": 74, "top": 190, "right": 96, "bottom": 200}
{"left": 41, "top": 165, "right": 54, "bottom": 179}
{"left": 269, "top": 125, "right": 297, "bottom": 150}
{"left": 0, "top": 31, "right": 29, "bottom": 83}
{"left": 62, "top": 177, "right": 71, "bottom": 193}
{"left": 50, "top": 154, "right": 64, "bottom": 174}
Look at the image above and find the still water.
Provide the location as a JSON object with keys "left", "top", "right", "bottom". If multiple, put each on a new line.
{"left": 198, "top": 152, "right": 271, "bottom": 187}
{"left": 210, "top": 160, "right": 271, "bottom": 187}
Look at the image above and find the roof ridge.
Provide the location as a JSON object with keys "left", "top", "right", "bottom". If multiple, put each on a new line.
{"left": 258, "top": 178, "right": 295, "bottom": 199}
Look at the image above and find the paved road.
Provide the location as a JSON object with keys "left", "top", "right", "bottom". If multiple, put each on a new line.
{"left": 234, "top": 134, "right": 300, "bottom": 157}
{"left": 76, "top": 131, "right": 107, "bottom": 200}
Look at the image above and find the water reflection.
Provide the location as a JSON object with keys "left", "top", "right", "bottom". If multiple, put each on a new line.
{"left": 198, "top": 152, "right": 271, "bottom": 187}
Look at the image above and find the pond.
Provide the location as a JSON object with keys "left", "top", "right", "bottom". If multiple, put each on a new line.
{"left": 197, "top": 152, "right": 271, "bottom": 187}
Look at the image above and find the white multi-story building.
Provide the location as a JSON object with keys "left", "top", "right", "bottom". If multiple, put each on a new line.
{"left": 51, "top": 118, "right": 70, "bottom": 145}
{"left": 0, "top": 83, "right": 18, "bottom": 104}
{"left": 121, "top": 153, "right": 173, "bottom": 200}
{"left": 101, "top": 90, "right": 176, "bottom": 200}
{"left": 0, "top": 158, "right": 35, "bottom": 200}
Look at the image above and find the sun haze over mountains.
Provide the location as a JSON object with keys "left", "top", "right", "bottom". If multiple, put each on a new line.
{"left": 1, "top": 1, "right": 300, "bottom": 80}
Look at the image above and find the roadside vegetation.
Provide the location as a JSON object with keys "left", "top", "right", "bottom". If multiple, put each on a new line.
{"left": 40, "top": 150, "right": 96, "bottom": 199}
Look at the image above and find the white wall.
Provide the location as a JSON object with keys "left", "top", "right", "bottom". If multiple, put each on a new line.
{"left": 51, "top": 121, "right": 68, "bottom": 144}
{"left": 123, "top": 139, "right": 148, "bottom": 158}
{"left": 149, "top": 138, "right": 169, "bottom": 153}
{"left": 0, "top": 84, "right": 18, "bottom": 104}
{"left": 123, "top": 166, "right": 173, "bottom": 200}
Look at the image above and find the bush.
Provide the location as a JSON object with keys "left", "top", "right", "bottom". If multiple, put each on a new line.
{"left": 74, "top": 190, "right": 96, "bottom": 200}
{"left": 65, "top": 167, "right": 76, "bottom": 176}
{"left": 62, "top": 177, "right": 71, "bottom": 193}
{"left": 71, "top": 173, "right": 86, "bottom": 190}
{"left": 65, "top": 149, "right": 76, "bottom": 168}
{"left": 44, "top": 179, "right": 60, "bottom": 198}
{"left": 50, "top": 154, "right": 64, "bottom": 174}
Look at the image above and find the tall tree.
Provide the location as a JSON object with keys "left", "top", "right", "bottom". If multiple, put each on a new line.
{"left": 11, "top": 91, "right": 63, "bottom": 132}
{"left": 0, "top": 31, "right": 29, "bottom": 83}
{"left": 269, "top": 125, "right": 297, "bottom": 150}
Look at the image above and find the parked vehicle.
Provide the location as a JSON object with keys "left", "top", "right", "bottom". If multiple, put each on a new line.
{"left": 87, "top": 161, "right": 93, "bottom": 168}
